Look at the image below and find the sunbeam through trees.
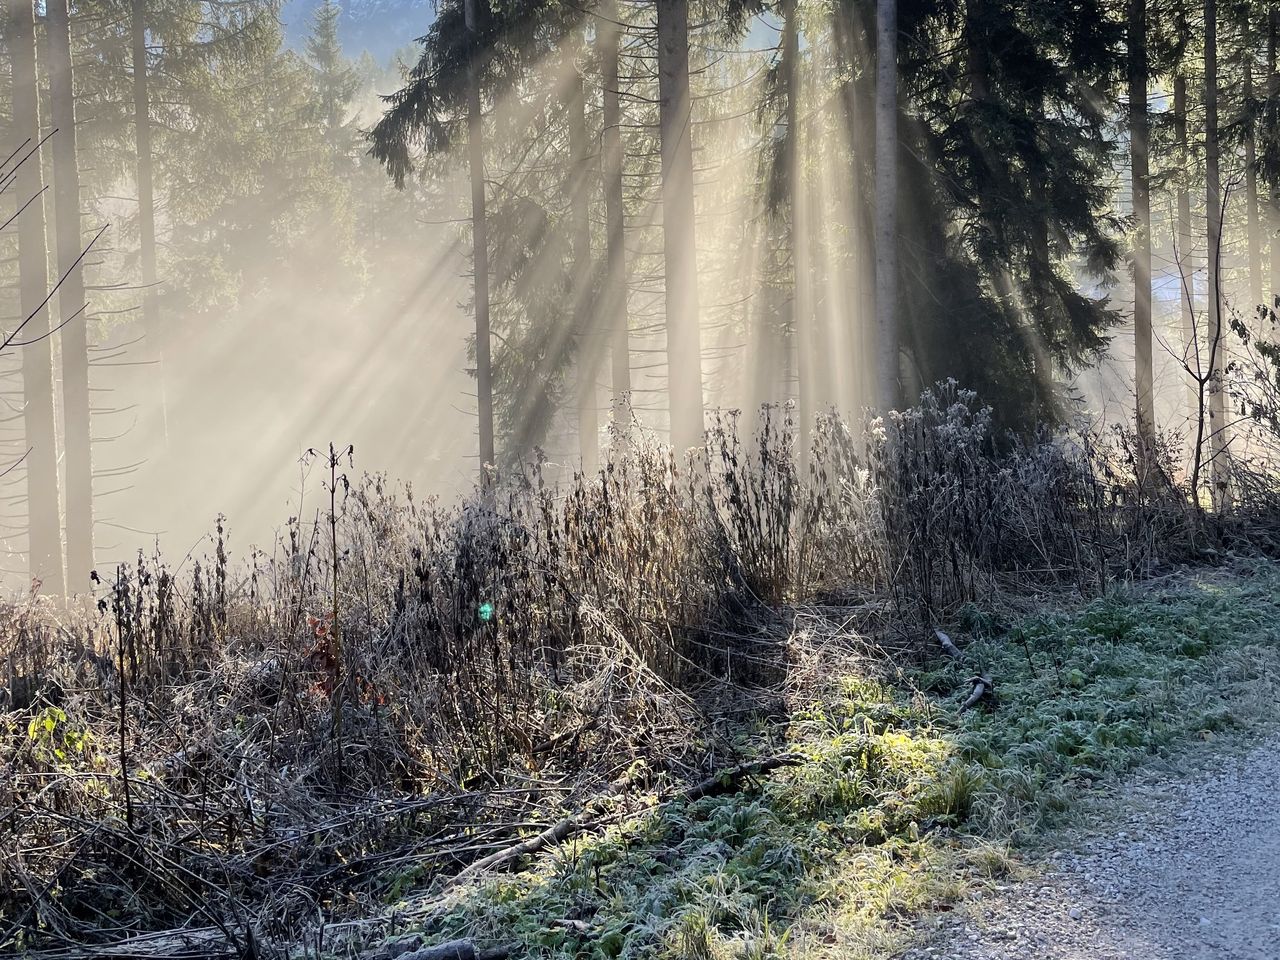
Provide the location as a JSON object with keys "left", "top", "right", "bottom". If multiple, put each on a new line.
{"left": 6, "top": 0, "right": 1280, "bottom": 955}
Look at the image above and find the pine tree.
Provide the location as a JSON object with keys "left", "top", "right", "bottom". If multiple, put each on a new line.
{"left": 1269, "top": 6, "right": 1280, "bottom": 298}
{"left": 598, "top": 0, "right": 631, "bottom": 437}
{"left": 874, "top": 0, "right": 899, "bottom": 411}
{"left": 46, "top": 0, "right": 95, "bottom": 589}
{"left": 1130, "top": 0, "right": 1154, "bottom": 443}
{"left": 305, "top": 0, "right": 361, "bottom": 149}
{"left": 1173, "top": 67, "right": 1198, "bottom": 424}
{"left": 780, "top": 0, "right": 817, "bottom": 441}
{"left": 567, "top": 62, "right": 599, "bottom": 472}
{"left": 1244, "top": 57, "right": 1262, "bottom": 310}
{"left": 882, "top": 0, "right": 1122, "bottom": 426}
{"left": 464, "top": 0, "right": 496, "bottom": 476}
{"left": 370, "top": 0, "right": 562, "bottom": 473}
{"left": 131, "top": 0, "right": 167, "bottom": 437}
{"left": 657, "top": 0, "right": 706, "bottom": 451}
{"left": 7, "top": 0, "right": 67, "bottom": 595}
{"left": 1204, "top": 0, "right": 1229, "bottom": 505}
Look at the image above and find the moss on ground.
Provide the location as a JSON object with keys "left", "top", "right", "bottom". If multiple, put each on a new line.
{"left": 382, "top": 560, "right": 1280, "bottom": 960}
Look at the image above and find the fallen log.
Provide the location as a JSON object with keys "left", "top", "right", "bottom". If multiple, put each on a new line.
{"left": 448, "top": 817, "right": 581, "bottom": 887}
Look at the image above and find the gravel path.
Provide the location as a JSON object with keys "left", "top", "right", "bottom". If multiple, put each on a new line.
{"left": 903, "top": 735, "right": 1280, "bottom": 959}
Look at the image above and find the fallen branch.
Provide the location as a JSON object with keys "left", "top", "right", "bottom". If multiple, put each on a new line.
{"left": 531, "top": 715, "right": 599, "bottom": 755}
{"left": 448, "top": 817, "right": 582, "bottom": 887}
{"left": 679, "top": 754, "right": 803, "bottom": 804}
{"left": 446, "top": 753, "right": 803, "bottom": 889}
{"left": 400, "top": 939, "right": 517, "bottom": 960}
{"left": 959, "top": 674, "right": 994, "bottom": 713}
{"left": 935, "top": 628, "right": 963, "bottom": 660}
{"left": 937, "top": 629, "right": 995, "bottom": 713}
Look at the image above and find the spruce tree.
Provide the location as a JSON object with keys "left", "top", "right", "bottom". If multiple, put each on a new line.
{"left": 1130, "top": 0, "right": 1154, "bottom": 444}
{"left": 885, "top": 0, "right": 1123, "bottom": 425}
{"left": 7, "top": 0, "right": 67, "bottom": 595}
{"left": 657, "top": 0, "right": 707, "bottom": 450}
{"left": 46, "top": 0, "right": 95, "bottom": 589}
{"left": 306, "top": 0, "right": 361, "bottom": 149}
{"left": 874, "top": 0, "right": 899, "bottom": 410}
{"left": 599, "top": 0, "right": 632, "bottom": 437}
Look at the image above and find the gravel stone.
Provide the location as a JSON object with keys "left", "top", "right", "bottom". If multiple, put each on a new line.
{"left": 901, "top": 735, "right": 1280, "bottom": 959}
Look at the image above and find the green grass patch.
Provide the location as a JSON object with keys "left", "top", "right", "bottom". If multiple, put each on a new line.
{"left": 384, "top": 561, "right": 1280, "bottom": 959}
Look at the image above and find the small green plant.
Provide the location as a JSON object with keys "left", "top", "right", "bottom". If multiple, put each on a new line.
{"left": 26, "top": 706, "right": 89, "bottom": 765}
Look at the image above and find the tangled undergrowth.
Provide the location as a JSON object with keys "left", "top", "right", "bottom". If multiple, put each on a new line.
{"left": 376, "top": 560, "right": 1280, "bottom": 960}
{"left": 4, "top": 383, "right": 1280, "bottom": 957}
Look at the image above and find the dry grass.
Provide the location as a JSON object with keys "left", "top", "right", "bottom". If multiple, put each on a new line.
{"left": 2, "top": 383, "right": 1278, "bottom": 955}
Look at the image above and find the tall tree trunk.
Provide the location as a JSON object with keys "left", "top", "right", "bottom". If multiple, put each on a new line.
{"left": 832, "top": 10, "right": 863, "bottom": 417}
{"left": 46, "top": 0, "right": 94, "bottom": 591}
{"left": 599, "top": 0, "right": 631, "bottom": 437}
{"left": 8, "top": 0, "right": 67, "bottom": 596}
{"left": 1129, "top": 0, "right": 1154, "bottom": 444}
{"left": 464, "top": 0, "right": 495, "bottom": 477}
{"left": 568, "top": 71, "right": 598, "bottom": 473}
{"left": 782, "top": 0, "right": 813, "bottom": 446}
{"left": 846, "top": 5, "right": 877, "bottom": 415}
{"left": 873, "top": 0, "right": 899, "bottom": 411}
{"left": 656, "top": 0, "right": 705, "bottom": 451}
{"left": 131, "top": 0, "right": 167, "bottom": 440}
{"left": 1269, "top": 8, "right": 1279, "bottom": 299}
{"left": 746, "top": 236, "right": 780, "bottom": 425}
{"left": 1204, "top": 0, "right": 1229, "bottom": 507}
{"left": 1245, "top": 60, "right": 1262, "bottom": 310}
{"left": 1174, "top": 72, "right": 1198, "bottom": 425}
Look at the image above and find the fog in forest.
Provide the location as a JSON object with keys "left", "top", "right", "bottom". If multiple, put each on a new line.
{"left": 12, "top": 1, "right": 1280, "bottom": 955}
{"left": 2, "top": 0, "right": 1279, "bottom": 590}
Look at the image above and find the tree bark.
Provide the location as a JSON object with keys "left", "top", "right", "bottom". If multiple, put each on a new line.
{"left": 1267, "top": 9, "right": 1279, "bottom": 302}
{"left": 839, "top": 5, "right": 877, "bottom": 416}
{"left": 568, "top": 71, "right": 599, "bottom": 474}
{"left": 1245, "top": 61, "right": 1262, "bottom": 311}
{"left": 464, "top": 0, "right": 496, "bottom": 478}
{"left": 1204, "top": 0, "right": 1230, "bottom": 508}
{"left": 599, "top": 0, "right": 631, "bottom": 438}
{"left": 1174, "top": 73, "right": 1198, "bottom": 425}
{"left": 832, "top": 11, "right": 862, "bottom": 417}
{"left": 8, "top": 0, "right": 67, "bottom": 596}
{"left": 1129, "top": 0, "right": 1154, "bottom": 445}
{"left": 874, "top": 0, "right": 899, "bottom": 411}
{"left": 782, "top": 0, "right": 814, "bottom": 449}
{"left": 656, "top": 0, "right": 705, "bottom": 452}
{"left": 131, "top": 0, "right": 168, "bottom": 441}
{"left": 46, "top": 0, "right": 94, "bottom": 591}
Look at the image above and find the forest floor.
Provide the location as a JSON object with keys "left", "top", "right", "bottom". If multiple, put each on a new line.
{"left": 357, "top": 558, "right": 1280, "bottom": 960}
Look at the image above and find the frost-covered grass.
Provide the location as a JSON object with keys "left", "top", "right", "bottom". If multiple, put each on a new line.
{"left": 383, "top": 560, "right": 1280, "bottom": 960}
{"left": 947, "top": 559, "right": 1280, "bottom": 838}
{"left": 389, "top": 675, "right": 985, "bottom": 960}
